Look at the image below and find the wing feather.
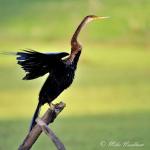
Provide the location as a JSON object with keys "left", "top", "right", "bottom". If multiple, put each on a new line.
{"left": 17, "top": 49, "right": 69, "bottom": 80}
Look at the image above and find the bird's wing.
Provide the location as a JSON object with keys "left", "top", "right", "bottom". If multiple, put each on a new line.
{"left": 17, "top": 49, "right": 69, "bottom": 80}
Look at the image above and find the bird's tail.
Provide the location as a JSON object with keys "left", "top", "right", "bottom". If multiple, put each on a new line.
{"left": 29, "top": 102, "right": 41, "bottom": 131}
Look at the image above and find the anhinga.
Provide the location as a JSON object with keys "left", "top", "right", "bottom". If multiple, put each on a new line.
{"left": 16, "top": 15, "right": 108, "bottom": 131}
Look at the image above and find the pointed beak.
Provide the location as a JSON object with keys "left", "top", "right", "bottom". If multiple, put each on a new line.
{"left": 94, "top": 16, "right": 110, "bottom": 20}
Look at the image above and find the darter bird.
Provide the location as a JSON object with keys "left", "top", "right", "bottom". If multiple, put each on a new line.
{"left": 16, "top": 15, "right": 108, "bottom": 131}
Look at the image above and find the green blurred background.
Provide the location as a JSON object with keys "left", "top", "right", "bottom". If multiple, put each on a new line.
{"left": 0, "top": 0, "right": 150, "bottom": 149}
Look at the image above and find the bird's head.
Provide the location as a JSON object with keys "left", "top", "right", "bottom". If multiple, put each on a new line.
{"left": 84, "top": 15, "right": 109, "bottom": 23}
{"left": 69, "top": 15, "right": 109, "bottom": 62}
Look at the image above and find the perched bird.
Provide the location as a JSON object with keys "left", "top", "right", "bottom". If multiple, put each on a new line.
{"left": 16, "top": 15, "right": 108, "bottom": 131}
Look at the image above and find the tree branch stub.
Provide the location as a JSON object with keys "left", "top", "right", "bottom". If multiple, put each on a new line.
{"left": 18, "top": 101, "right": 66, "bottom": 150}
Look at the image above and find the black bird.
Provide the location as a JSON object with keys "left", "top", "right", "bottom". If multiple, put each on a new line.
{"left": 16, "top": 15, "right": 108, "bottom": 131}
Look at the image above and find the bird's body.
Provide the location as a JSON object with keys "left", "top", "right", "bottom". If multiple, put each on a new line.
{"left": 16, "top": 15, "right": 108, "bottom": 131}
{"left": 17, "top": 49, "right": 81, "bottom": 130}
{"left": 39, "top": 51, "right": 81, "bottom": 105}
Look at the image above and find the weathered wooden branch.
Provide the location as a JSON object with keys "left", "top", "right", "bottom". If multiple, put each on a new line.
{"left": 18, "top": 101, "right": 66, "bottom": 150}
{"left": 37, "top": 118, "right": 66, "bottom": 150}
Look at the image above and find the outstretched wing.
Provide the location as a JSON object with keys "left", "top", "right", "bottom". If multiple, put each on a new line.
{"left": 17, "top": 49, "right": 69, "bottom": 80}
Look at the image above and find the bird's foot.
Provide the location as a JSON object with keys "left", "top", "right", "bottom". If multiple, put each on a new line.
{"left": 48, "top": 103, "right": 55, "bottom": 110}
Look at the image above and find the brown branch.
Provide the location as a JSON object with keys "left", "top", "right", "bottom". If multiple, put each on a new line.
{"left": 18, "top": 101, "right": 66, "bottom": 150}
{"left": 37, "top": 118, "right": 66, "bottom": 150}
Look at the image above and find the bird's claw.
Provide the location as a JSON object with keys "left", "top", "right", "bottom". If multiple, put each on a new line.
{"left": 48, "top": 103, "right": 55, "bottom": 110}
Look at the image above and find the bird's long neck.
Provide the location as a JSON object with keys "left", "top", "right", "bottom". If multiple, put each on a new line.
{"left": 71, "top": 17, "right": 88, "bottom": 45}
{"left": 67, "top": 17, "right": 90, "bottom": 62}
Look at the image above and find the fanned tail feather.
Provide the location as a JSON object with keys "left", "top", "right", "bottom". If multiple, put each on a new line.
{"left": 29, "top": 102, "right": 41, "bottom": 131}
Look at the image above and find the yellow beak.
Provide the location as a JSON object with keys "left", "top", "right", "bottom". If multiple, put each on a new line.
{"left": 94, "top": 16, "right": 110, "bottom": 20}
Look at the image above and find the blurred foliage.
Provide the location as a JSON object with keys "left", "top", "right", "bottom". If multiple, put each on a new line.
{"left": 0, "top": 0, "right": 149, "bottom": 48}
{"left": 0, "top": 0, "right": 150, "bottom": 150}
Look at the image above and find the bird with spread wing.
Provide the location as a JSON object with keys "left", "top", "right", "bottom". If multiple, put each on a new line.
{"left": 15, "top": 15, "right": 108, "bottom": 131}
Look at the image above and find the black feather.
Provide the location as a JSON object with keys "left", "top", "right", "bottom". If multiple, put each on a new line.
{"left": 29, "top": 102, "right": 41, "bottom": 131}
{"left": 17, "top": 49, "right": 69, "bottom": 80}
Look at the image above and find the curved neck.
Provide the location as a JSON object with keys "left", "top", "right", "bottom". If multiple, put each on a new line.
{"left": 67, "top": 16, "right": 90, "bottom": 63}
{"left": 71, "top": 17, "right": 89, "bottom": 45}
